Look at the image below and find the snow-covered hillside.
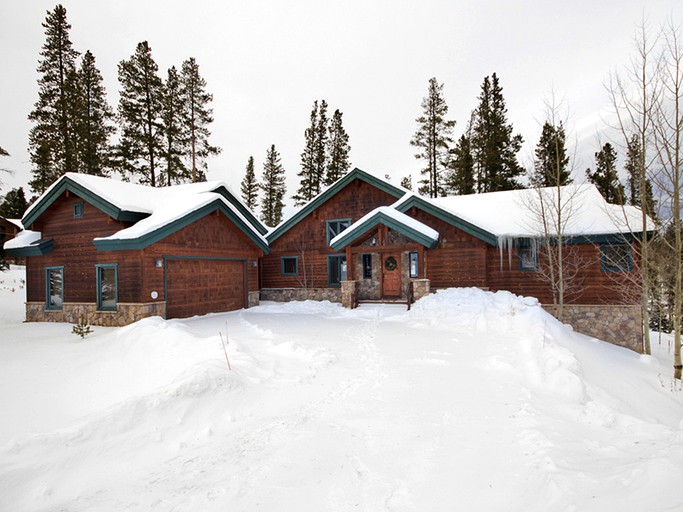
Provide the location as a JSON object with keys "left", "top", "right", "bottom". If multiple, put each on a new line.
{"left": 1, "top": 266, "right": 682, "bottom": 511}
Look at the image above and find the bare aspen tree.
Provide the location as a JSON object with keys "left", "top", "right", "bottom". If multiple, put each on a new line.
{"left": 606, "top": 19, "right": 659, "bottom": 355}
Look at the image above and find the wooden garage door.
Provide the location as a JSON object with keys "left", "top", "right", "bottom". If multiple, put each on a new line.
{"left": 166, "top": 258, "right": 246, "bottom": 319}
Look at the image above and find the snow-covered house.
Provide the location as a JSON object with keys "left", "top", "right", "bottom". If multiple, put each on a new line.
{"left": 5, "top": 173, "right": 269, "bottom": 326}
{"left": 5, "top": 168, "right": 650, "bottom": 351}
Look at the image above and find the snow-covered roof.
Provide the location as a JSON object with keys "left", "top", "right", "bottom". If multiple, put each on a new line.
{"left": 3, "top": 229, "right": 41, "bottom": 250}
{"left": 428, "top": 184, "right": 652, "bottom": 239}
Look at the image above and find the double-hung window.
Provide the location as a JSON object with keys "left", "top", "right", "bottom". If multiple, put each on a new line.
{"left": 97, "top": 264, "right": 118, "bottom": 310}
{"left": 46, "top": 266, "right": 64, "bottom": 310}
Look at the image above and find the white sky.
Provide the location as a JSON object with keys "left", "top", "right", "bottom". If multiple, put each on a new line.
{"left": 1, "top": 0, "right": 681, "bottom": 207}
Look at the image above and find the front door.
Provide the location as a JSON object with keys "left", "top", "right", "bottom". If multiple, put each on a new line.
{"left": 382, "top": 254, "right": 401, "bottom": 298}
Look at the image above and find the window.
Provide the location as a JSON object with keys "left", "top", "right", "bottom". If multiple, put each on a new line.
{"left": 326, "top": 219, "right": 351, "bottom": 244}
{"left": 73, "top": 202, "right": 84, "bottom": 218}
{"left": 518, "top": 238, "right": 538, "bottom": 270}
{"left": 601, "top": 244, "right": 632, "bottom": 273}
{"left": 327, "top": 254, "right": 347, "bottom": 287}
{"left": 409, "top": 251, "right": 419, "bottom": 278}
{"left": 362, "top": 254, "right": 372, "bottom": 279}
{"left": 281, "top": 256, "right": 299, "bottom": 276}
{"left": 97, "top": 264, "right": 118, "bottom": 310}
{"left": 46, "top": 266, "right": 64, "bottom": 310}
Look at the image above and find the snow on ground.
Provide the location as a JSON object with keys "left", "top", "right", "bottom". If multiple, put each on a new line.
{"left": 1, "top": 266, "right": 683, "bottom": 511}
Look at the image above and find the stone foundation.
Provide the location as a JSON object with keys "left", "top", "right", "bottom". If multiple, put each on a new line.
{"left": 411, "top": 279, "right": 430, "bottom": 301}
{"left": 341, "top": 280, "right": 358, "bottom": 309}
{"left": 543, "top": 303, "right": 643, "bottom": 353}
{"left": 26, "top": 301, "right": 167, "bottom": 327}
{"left": 248, "top": 290, "right": 260, "bottom": 308}
{"left": 260, "top": 287, "right": 341, "bottom": 303}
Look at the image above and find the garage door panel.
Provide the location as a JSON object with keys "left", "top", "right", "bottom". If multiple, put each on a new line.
{"left": 166, "top": 259, "right": 246, "bottom": 319}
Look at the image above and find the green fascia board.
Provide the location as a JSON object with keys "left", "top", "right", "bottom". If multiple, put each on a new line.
{"left": 564, "top": 232, "right": 648, "bottom": 245}
{"left": 211, "top": 185, "right": 268, "bottom": 236}
{"left": 5, "top": 238, "right": 54, "bottom": 257}
{"left": 93, "top": 199, "right": 270, "bottom": 254}
{"left": 22, "top": 177, "right": 147, "bottom": 228}
{"left": 330, "top": 210, "right": 439, "bottom": 251}
{"left": 395, "top": 195, "right": 499, "bottom": 246}
{"left": 266, "top": 168, "right": 406, "bottom": 244}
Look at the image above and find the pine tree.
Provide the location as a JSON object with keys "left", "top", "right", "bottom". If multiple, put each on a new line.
{"left": 400, "top": 175, "right": 413, "bottom": 191}
{"left": 530, "top": 121, "right": 571, "bottom": 187}
{"left": 446, "top": 134, "right": 475, "bottom": 195}
{"left": 325, "top": 109, "right": 350, "bottom": 185}
{"left": 410, "top": 77, "right": 455, "bottom": 198}
{"left": 294, "top": 100, "right": 322, "bottom": 205}
{"left": 0, "top": 187, "right": 29, "bottom": 219}
{"left": 28, "top": 4, "right": 80, "bottom": 193}
{"left": 585, "top": 142, "right": 625, "bottom": 204}
{"left": 240, "top": 156, "right": 259, "bottom": 210}
{"left": 180, "top": 58, "right": 220, "bottom": 183}
{"left": 117, "top": 41, "right": 164, "bottom": 186}
{"left": 470, "top": 73, "right": 524, "bottom": 192}
{"left": 74, "top": 51, "right": 115, "bottom": 176}
{"left": 624, "top": 134, "right": 655, "bottom": 214}
{"left": 160, "top": 66, "right": 189, "bottom": 186}
{"left": 260, "top": 145, "right": 286, "bottom": 227}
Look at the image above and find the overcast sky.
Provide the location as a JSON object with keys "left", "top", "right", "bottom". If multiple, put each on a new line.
{"left": 1, "top": 0, "right": 681, "bottom": 207}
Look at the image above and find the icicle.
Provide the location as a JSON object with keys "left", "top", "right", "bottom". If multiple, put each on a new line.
{"left": 497, "top": 235, "right": 513, "bottom": 271}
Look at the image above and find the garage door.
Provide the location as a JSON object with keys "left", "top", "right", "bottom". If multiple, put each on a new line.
{"left": 166, "top": 258, "right": 247, "bottom": 319}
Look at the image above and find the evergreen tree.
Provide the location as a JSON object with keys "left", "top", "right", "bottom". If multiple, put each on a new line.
{"left": 160, "top": 66, "right": 189, "bottom": 185}
{"left": 624, "top": 134, "right": 655, "bottom": 214}
{"left": 260, "top": 145, "right": 286, "bottom": 227}
{"left": 530, "top": 121, "right": 571, "bottom": 187}
{"left": 117, "top": 41, "right": 164, "bottom": 186}
{"left": 180, "top": 58, "right": 220, "bottom": 183}
{"left": 73, "top": 51, "right": 115, "bottom": 176}
{"left": 400, "top": 175, "right": 413, "bottom": 191}
{"left": 325, "top": 109, "right": 350, "bottom": 185}
{"left": 446, "top": 134, "right": 475, "bottom": 195}
{"left": 470, "top": 73, "right": 524, "bottom": 192}
{"left": 294, "top": 100, "right": 323, "bottom": 205}
{"left": 240, "top": 156, "right": 259, "bottom": 210}
{"left": 28, "top": 4, "right": 80, "bottom": 193}
{"left": 585, "top": 142, "right": 625, "bottom": 204}
{"left": 0, "top": 188, "right": 29, "bottom": 219}
{"left": 410, "top": 77, "right": 455, "bottom": 198}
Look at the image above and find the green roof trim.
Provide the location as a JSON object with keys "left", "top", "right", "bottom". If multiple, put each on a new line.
{"left": 5, "top": 238, "right": 54, "bottom": 257}
{"left": 266, "top": 168, "right": 406, "bottom": 244}
{"left": 211, "top": 185, "right": 268, "bottom": 236}
{"left": 22, "top": 176, "right": 147, "bottom": 228}
{"left": 395, "top": 195, "right": 499, "bottom": 246}
{"left": 330, "top": 210, "right": 439, "bottom": 251}
{"left": 93, "top": 199, "right": 270, "bottom": 254}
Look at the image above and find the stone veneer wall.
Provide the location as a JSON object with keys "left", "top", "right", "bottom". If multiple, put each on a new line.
{"left": 542, "top": 303, "right": 643, "bottom": 353}
{"left": 411, "top": 279, "right": 430, "bottom": 301}
{"left": 26, "top": 301, "right": 167, "bottom": 327}
{"left": 248, "top": 291, "right": 260, "bottom": 308}
{"left": 260, "top": 287, "right": 341, "bottom": 303}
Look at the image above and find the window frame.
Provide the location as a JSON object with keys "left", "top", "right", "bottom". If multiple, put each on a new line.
{"left": 600, "top": 243, "right": 632, "bottom": 273}
{"left": 517, "top": 238, "right": 539, "bottom": 271}
{"left": 96, "top": 264, "right": 118, "bottom": 311}
{"left": 362, "top": 253, "right": 372, "bottom": 280}
{"left": 73, "top": 202, "right": 84, "bottom": 218}
{"left": 327, "top": 254, "right": 347, "bottom": 287}
{"left": 409, "top": 251, "right": 419, "bottom": 278}
{"left": 45, "top": 266, "right": 64, "bottom": 310}
{"left": 280, "top": 256, "right": 299, "bottom": 276}
{"left": 326, "top": 218, "right": 352, "bottom": 245}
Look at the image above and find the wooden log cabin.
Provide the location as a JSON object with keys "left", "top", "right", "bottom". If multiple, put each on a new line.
{"left": 5, "top": 168, "right": 649, "bottom": 351}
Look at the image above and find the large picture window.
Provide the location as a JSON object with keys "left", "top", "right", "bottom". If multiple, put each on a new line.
{"left": 97, "top": 264, "right": 118, "bottom": 310}
{"left": 327, "top": 254, "right": 347, "bottom": 287}
{"left": 600, "top": 244, "right": 632, "bottom": 273}
{"left": 326, "top": 219, "right": 351, "bottom": 244}
{"left": 46, "top": 266, "right": 64, "bottom": 310}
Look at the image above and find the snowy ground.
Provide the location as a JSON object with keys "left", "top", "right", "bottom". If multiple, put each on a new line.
{"left": 1, "top": 265, "right": 683, "bottom": 511}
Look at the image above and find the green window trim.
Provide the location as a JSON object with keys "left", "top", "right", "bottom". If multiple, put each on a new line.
{"left": 73, "top": 202, "right": 84, "bottom": 218}
{"left": 45, "top": 266, "right": 64, "bottom": 310}
{"left": 409, "top": 251, "right": 419, "bottom": 278}
{"left": 96, "top": 264, "right": 118, "bottom": 311}
{"left": 281, "top": 256, "right": 299, "bottom": 276}
{"left": 326, "top": 218, "right": 351, "bottom": 245}
{"left": 327, "top": 254, "right": 347, "bottom": 287}
{"left": 600, "top": 243, "right": 632, "bottom": 273}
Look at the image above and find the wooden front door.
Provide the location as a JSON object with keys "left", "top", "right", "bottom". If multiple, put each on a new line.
{"left": 382, "top": 254, "right": 401, "bottom": 298}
